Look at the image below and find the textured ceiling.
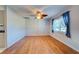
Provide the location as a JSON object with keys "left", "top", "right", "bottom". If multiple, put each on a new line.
{"left": 8, "top": 5, "right": 71, "bottom": 18}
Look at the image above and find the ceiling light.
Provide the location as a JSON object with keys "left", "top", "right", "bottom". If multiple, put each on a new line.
{"left": 36, "top": 11, "right": 47, "bottom": 19}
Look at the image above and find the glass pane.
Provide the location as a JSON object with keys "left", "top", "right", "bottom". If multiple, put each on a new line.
{"left": 53, "top": 16, "right": 66, "bottom": 33}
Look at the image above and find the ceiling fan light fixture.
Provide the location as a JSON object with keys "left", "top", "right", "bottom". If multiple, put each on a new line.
{"left": 36, "top": 11, "right": 48, "bottom": 20}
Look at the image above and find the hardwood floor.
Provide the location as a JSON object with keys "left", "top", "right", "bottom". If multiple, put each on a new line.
{"left": 1, "top": 36, "right": 79, "bottom": 54}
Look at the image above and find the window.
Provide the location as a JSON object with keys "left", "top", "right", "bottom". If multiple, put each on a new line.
{"left": 53, "top": 16, "right": 66, "bottom": 33}
{"left": 52, "top": 11, "right": 71, "bottom": 38}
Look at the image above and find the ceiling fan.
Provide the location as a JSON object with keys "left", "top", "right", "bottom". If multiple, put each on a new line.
{"left": 36, "top": 11, "right": 48, "bottom": 19}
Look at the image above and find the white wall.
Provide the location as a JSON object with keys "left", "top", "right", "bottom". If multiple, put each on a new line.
{"left": 7, "top": 7, "right": 26, "bottom": 47}
{"left": 50, "top": 6, "right": 79, "bottom": 52}
{"left": 70, "top": 6, "right": 79, "bottom": 44}
{"left": 6, "top": 7, "right": 50, "bottom": 47}
{"left": 25, "top": 17, "right": 50, "bottom": 36}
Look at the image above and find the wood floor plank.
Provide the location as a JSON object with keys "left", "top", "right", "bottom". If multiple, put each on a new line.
{"left": 1, "top": 36, "right": 79, "bottom": 54}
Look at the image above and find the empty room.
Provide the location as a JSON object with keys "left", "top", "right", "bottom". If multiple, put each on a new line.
{"left": 0, "top": 5, "right": 79, "bottom": 54}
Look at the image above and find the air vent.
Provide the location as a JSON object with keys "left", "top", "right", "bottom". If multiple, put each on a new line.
{"left": 24, "top": 17, "right": 30, "bottom": 19}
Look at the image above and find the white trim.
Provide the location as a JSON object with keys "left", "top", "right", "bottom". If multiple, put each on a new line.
{"left": 50, "top": 33, "right": 79, "bottom": 52}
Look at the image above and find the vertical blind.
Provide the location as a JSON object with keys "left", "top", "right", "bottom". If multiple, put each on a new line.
{"left": 52, "top": 19, "right": 54, "bottom": 32}
{"left": 52, "top": 11, "right": 71, "bottom": 38}
{"left": 62, "top": 11, "right": 71, "bottom": 38}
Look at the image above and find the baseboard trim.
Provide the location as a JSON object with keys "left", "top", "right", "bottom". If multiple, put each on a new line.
{"left": 49, "top": 34, "right": 79, "bottom": 52}
{"left": 25, "top": 35, "right": 49, "bottom": 36}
